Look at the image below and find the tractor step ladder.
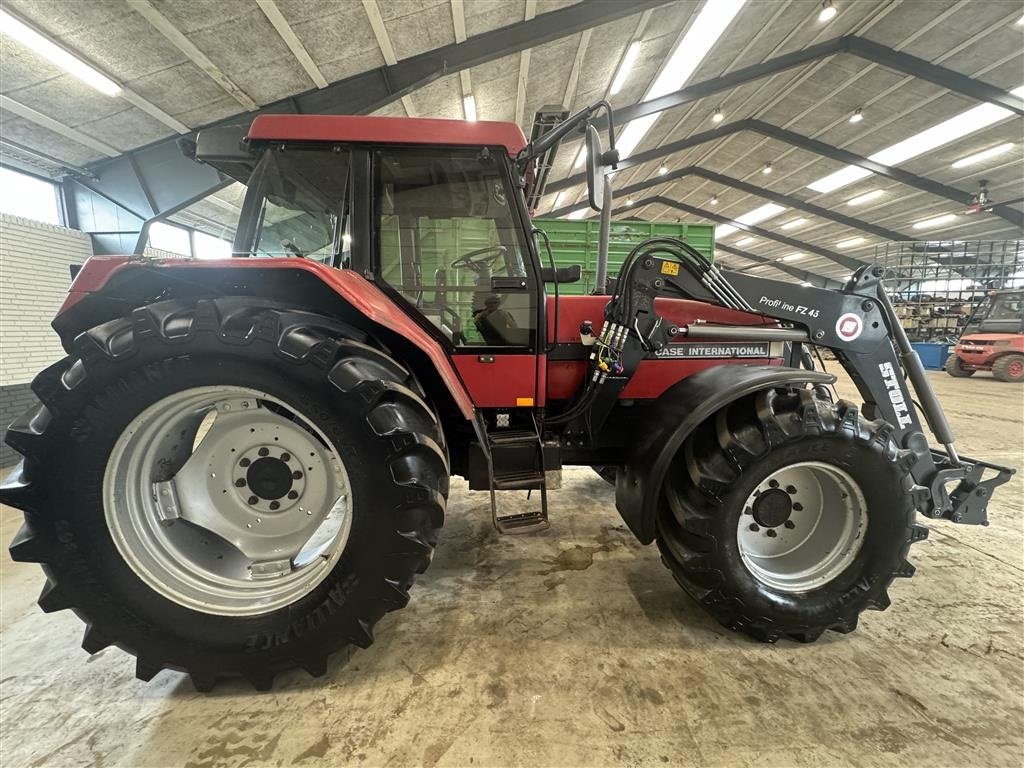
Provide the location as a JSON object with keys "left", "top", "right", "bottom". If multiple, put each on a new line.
{"left": 485, "top": 414, "right": 549, "bottom": 534}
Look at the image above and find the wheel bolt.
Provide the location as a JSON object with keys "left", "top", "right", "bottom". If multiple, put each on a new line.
{"left": 281, "top": 452, "right": 291, "bottom": 462}
{"left": 749, "top": 523, "right": 759, "bottom": 532}
{"left": 766, "top": 529, "right": 777, "bottom": 538}
{"left": 269, "top": 501, "right": 280, "bottom": 511}
{"left": 784, "top": 520, "right": 795, "bottom": 529}
{"left": 743, "top": 506, "right": 753, "bottom": 515}
{"left": 793, "top": 502, "right": 803, "bottom": 512}
{"left": 287, "top": 490, "right": 298, "bottom": 500}
{"left": 292, "top": 470, "right": 303, "bottom": 480}
{"left": 240, "top": 458, "right": 251, "bottom": 467}
{"left": 248, "top": 495, "right": 258, "bottom": 505}
{"left": 235, "top": 478, "right": 246, "bottom": 487}
{"left": 768, "top": 479, "right": 779, "bottom": 489}
{"left": 785, "top": 485, "right": 797, "bottom": 495}
{"left": 258, "top": 447, "right": 269, "bottom": 457}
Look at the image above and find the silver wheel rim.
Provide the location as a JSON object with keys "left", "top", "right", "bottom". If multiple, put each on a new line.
{"left": 103, "top": 386, "right": 353, "bottom": 616}
{"left": 737, "top": 461, "right": 867, "bottom": 593}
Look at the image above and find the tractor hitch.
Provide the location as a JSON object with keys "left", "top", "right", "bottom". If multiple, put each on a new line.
{"left": 923, "top": 451, "right": 1015, "bottom": 526}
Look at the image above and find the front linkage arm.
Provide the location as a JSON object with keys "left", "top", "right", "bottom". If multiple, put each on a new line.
{"left": 567, "top": 240, "right": 1012, "bottom": 525}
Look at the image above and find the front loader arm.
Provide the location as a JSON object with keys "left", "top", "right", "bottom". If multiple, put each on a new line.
{"left": 571, "top": 239, "right": 1012, "bottom": 526}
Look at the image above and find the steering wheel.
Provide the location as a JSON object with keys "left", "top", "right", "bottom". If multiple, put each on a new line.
{"left": 450, "top": 245, "right": 507, "bottom": 273}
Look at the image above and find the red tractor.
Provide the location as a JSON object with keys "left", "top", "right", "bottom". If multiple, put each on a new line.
{"left": 945, "top": 289, "right": 1024, "bottom": 382}
{"left": 2, "top": 104, "right": 1013, "bottom": 691}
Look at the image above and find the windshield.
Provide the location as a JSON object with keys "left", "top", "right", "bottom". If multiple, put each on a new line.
{"left": 234, "top": 147, "right": 350, "bottom": 264}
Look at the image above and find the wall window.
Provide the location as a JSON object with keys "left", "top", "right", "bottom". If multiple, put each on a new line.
{"left": 194, "top": 231, "right": 231, "bottom": 259}
{"left": 148, "top": 221, "right": 191, "bottom": 256}
{"left": 0, "top": 167, "right": 61, "bottom": 225}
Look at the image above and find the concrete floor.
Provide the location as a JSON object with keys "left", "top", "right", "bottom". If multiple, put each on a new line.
{"left": 1, "top": 371, "right": 1022, "bottom": 767}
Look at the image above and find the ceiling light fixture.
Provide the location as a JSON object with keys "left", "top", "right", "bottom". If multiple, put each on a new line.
{"left": 463, "top": 94, "right": 477, "bottom": 122}
{"left": 609, "top": 41, "right": 642, "bottom": 96}
{"left": 710, "top": 194, "right": 719, "bottom": 205}
{"left": 912, "top": 213, "right": 957, "bottom": 230}
{"left": 735, "top": 236, "right": 756, "bottom": 246}
{"left": 614, "top": 0, "right": 747, "bottom": 160}
{"left": 566, "top": 208, "right": 588, "bottom": 220}
{"left": 800, "top": 281, "right": 813, "bottom": 287}
{"left": 818, "top": 1, "right": 837, "bottom": 22}
{"left": 809, "top": 84, "right": 1024, "bottom": 193}
{"left": 715, "top": 202, "right": 787, "bottom": 238}
{"left": 951, "top": 142, "right": 1016, "bottom": 168}
{"left": 762, "top": 161, "right": 773, "bottom": 175}
{"left": 712, "top": 106, "right": 724, "bottom": 123}
{"left": 780, "top": 217, "right": 808, "bottom": 230}
{"left": 658, "top": 164, "right": 669, "bottom": 175}
{"left": 847, "top": 189, "right": 884, "bottom": 206}
{"left": 849, "top": 107, "right": 863, "bottom": 124}
{"left": 0, "top": 9, "right": 122, "bottom": 96}
{"left": 837, "top": 237, "right": 866, "bottom": 249}
{"left": 780, "top": 253, "right": 804, "bottom": 262}
{"left": 626, "top": 198, "right": 635, "bottom": 207}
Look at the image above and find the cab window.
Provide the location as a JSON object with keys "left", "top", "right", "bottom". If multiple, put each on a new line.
{"left": 375, "top": 149, "right": 536, "bottom": 348}
{"left": 235, "top": 146, "right": 351, "bottom": 265}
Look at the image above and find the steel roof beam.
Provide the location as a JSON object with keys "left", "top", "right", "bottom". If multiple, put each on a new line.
{"left": 547, "top": 118, "right": 1024, "bottom": 229}
{"left": 628, "top": 195, "right": 864, "bottom": 271}
{"left": 548, "top": 163, "right": 911, "bottom": 240}
{"left": 714, "top": 242, "right": 843, "bottom": 288}
{"left": 69, "top": 0, "right": 664, "bottom": 253}
{"left": 601, "top": 35, "right": 1024, "bottom": 128}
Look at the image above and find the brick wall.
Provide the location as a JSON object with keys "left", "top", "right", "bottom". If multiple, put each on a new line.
{"left": 0, "top": 213, "right": 94, "bottom": 465}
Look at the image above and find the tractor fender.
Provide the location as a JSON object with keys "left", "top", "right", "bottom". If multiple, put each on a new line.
{"left": 52, "top": 257, "right": 476, "bottom": 420}
{"left": 615, "top": 365, "right": 835, "bottom": 544}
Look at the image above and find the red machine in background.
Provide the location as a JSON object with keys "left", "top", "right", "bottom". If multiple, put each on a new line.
{"left": 946, "top": 289, "right": 1024, "bottom": 382}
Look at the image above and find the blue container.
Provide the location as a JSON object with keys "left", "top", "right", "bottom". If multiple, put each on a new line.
{"left": 911, "top": 342, "right": 950, "bottom": 370}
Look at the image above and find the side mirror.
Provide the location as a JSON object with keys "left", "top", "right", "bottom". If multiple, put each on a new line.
{"left": 585, "top": 124, "right": 605, "bottom": 212}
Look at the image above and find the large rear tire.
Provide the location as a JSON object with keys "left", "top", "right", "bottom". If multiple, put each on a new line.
{"left": 2, "top": 298, "right": 447, "bottom": 690}
{"left": 656, "top": 387, "right": 927, "bottom": 643}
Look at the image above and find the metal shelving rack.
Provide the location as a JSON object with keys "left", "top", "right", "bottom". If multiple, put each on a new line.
{"left": 875, "top": 240, "right": 1024, "bottom": 343}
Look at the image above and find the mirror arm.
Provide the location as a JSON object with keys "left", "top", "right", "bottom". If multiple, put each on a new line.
{"left": 516, "top": 100, "right": 617, "bottom": 171}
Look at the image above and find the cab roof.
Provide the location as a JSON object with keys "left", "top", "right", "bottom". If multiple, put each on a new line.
{"left": 247, "top": 114, "right": 528, "bottom": 157}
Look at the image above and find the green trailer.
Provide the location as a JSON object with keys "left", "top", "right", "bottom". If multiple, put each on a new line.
{"left": 532, "top": 218, "right": 716, "bottom": 295}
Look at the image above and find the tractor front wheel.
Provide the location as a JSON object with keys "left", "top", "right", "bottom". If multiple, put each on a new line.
{"left": 3, "top": 299, "right": 447, "bottom": 690}
{"left": 656, "top": 388, "right": 927, "bottom": 643}
{"left": 992, "top": 353, "right": 1024, "bottom": 382}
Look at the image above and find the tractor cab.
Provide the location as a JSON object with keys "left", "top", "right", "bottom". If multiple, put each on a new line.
{"left": 963, "top": 289, "right": 1024, "bottom": 336}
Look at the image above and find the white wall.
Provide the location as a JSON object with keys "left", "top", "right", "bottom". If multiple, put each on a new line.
{"left": 1, "top": 213, "right": 93, "bottom": 464}
{"left": 0, "top": 213, "right": 93, "bottom": 386}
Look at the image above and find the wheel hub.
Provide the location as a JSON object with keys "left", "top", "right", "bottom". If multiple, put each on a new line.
{"left": 737, "top": 461, "right": 868, "bottom": 593}
{"left": 235, "top": 446, "right": 306, "bottom": 511}
{"left": 751, "top": 488, "right": 792, "bottom": 528}
{"left": 246, "top": 457, "right": 293, "bottom": 499}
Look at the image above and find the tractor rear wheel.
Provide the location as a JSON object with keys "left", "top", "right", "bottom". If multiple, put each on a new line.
{"left": 992, "top": 354, "right": 1024, "bottom": 382}
{"left": 944, "top": 354, "right": 975, "bottom": 377}
{"left": 656, "top": 388, "right": 927, "bottom": 643}
{"left": 3, "top": 298, "right": 447, "bottom": 690}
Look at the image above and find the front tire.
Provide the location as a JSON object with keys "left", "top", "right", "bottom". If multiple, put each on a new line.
{"left": 3, "top": 298, "right": 447, "bottom": 690}
{"left": 656, "top": 388, "right": 927, "bottom": 643}
{"left": 944, "top": 354, "right": 975, "bottom": 377}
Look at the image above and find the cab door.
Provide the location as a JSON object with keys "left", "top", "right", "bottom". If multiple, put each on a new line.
{"left": 373, "top": 147, "right": 543, "bottom": 408}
